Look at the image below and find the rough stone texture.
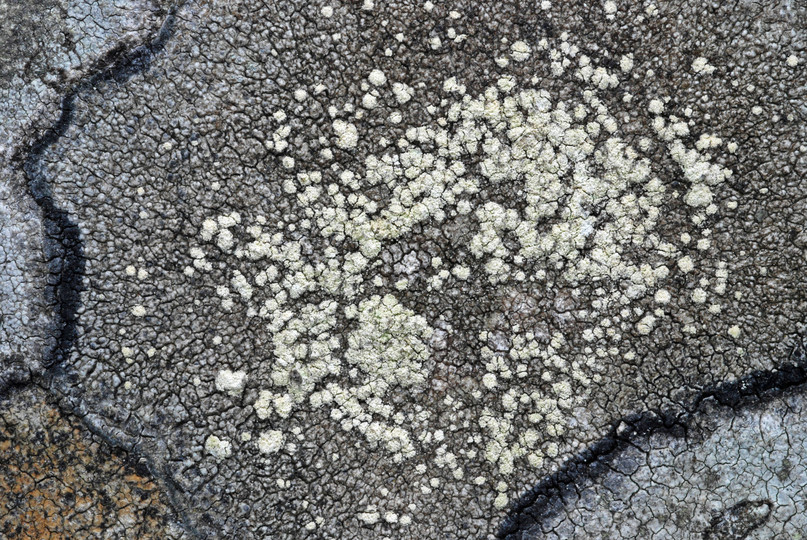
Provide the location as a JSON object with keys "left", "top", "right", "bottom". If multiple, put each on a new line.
{"left": 0, "top": 0, "right": 171, "bottom": 153}
{"left": 0, "top": 167, "right": 51, "bottom": 390}
{"left": 0, "top": 0, "right": 173, "bottom": 390}
{"left": 0, "top": 386, "right": 184, "bottom": 539}
{"left": 513, "top": 367, "right": 807, "bottom": 539}
{"left": 0, "top": 0, "right": 805, "bottom": 538}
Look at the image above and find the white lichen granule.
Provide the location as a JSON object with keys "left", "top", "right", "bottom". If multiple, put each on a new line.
{"left": 510, "top": 40, "right": 531, "bottom": 61}
{"left": 332, "top": 120, "right": 359, "bottom": 149}
{"left": 636, "top": 314, "right": 656, "bottom": 335}
{"left": 362, "top": 93, "right": 378, "bottom": 109}
{"left": 692, "top": 56, "right": 715, "bottom": 74}
{"left": 482, "top": 373, "right": 497, "bottom": 389}
{"left": 392, "top": 82, "right": 413, "bottom": 104}
{"left": 131, "top": 304, "right": 147, "bottom": 317}
{"left": 258, "top": 430, "right": 285, "bottom": 454}
{"left": 654, "top": 289, "right": 671, "bottom": 304}
{"left": 728, "top": 325, "right": 742, "bottom": 338}
{"left": 786, "top": 54, "right": 800, "bottom": 67}
{"left": 493, "top": 492, "right": 509, "bottom": 509}
{"left": 215, "top": 369, "right": 247, "bottom": 395}
{"left": 384, "top": 512, "right": 399, "bottom": 523}
{"left": 274, "top": 393, "right": 294, "bottom": 418}
{"left": 695, "top": 133, "right": 722, "bottom": 150}
{"left": 648, "top": 99, "right": 664, "bottom": 115}
{"left": 684, "top": 183, "right": 713, "bottom": 208}
{"left": 619, "top": 54, "right": 633, "bottom": 73}
{"left": 368, "top": 69, "right": 387, "bottom": 86}
{"left": 691, "top": 288, "right": 707, "bottom": 304}
{"left": 357, "top": 510, "right": 381, "bottom": 524}
{"left": 254, "top": 390, "right": 274, "bottom": 419}
{"left": 677, "top": 256, "right": 695, "bottom": 273}
{"left": 293, "top": 88, "right": 308, "bottom": 102}
{"left": 452, "top": 265, "right": 470, "bottom": 280}
{"left": 205, "top": 434, "right": 233, "bottom": 460}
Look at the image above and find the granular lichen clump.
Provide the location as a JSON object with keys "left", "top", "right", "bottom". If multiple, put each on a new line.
{"left": 183, "top": 21, "right": 737, "bottom": 509}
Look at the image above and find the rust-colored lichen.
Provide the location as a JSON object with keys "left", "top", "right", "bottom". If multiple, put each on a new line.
{"left": 0, "top": 388, "right": 173, "bottom": 539}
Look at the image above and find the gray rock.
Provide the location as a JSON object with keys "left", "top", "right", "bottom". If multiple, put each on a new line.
{"left": 510, "top": 362, "right": 807, "bottom": 539}
{"left": 1, "top": 0, "right": 805, "bottom": 538}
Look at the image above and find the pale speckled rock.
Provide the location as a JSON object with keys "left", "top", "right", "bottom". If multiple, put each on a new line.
{"left": 0, "top": 167, "right": 50, "bottom": 389}
{"left": 515, "top": 366, "right": 807, "bottom": 539}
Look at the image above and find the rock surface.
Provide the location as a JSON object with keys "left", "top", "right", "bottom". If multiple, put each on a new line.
{"left": 0, "top": 386, "right": 184, "bottom": 539}
{"left": 0, "top": 0, "right": 805, "bottom": 538}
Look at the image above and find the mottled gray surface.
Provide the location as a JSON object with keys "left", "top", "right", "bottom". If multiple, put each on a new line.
{"left": 0, "top": 0, "right": 169, "bottom": 153}
{"left": 521, "top": 385, "right": 807, "bottom": 539}
{"left": 0, "top": 0, "right": 170, "bottom": 390}
{"left": 0, "top": 0, "right": 806, "bottom": 538}
{"left": 0, "top": 167, "right": 49, "bottom": 389}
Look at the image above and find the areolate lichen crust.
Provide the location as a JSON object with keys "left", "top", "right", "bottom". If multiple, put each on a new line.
{"left": 6, "top": 0, "right": 804, "bottom": 538}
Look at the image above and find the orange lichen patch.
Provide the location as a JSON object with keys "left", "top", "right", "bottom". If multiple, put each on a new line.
{"left": 0, "top": 387, "right": 174, "bottom": 539}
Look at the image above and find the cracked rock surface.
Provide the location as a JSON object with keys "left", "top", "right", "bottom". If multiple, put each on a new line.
{"left": 514, "top": 369, "right": 807, "bottom": 539}
{"left": 0, "top": 386, "right": 185, "bottom": 539}
{"left": 1, "top": 0, "right": 806, "bottom": 538}
{"left": 0, "top": 0, "right": 171, "bottom": 390}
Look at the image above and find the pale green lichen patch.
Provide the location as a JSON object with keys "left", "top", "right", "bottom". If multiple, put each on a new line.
{"left": 184, "top": 27, "right": 740, "bottom": 513}
{"left": 257, "top": 430, "right": 284, "bottom": 455}
{"left": 205, "top": 434, "right": 233, "bottom": 460}
{"left": 215, "top": 370, "right": 247, "bottom": 396}
{"left": 345, "top": 294, "right": 432, "bottom": 390}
